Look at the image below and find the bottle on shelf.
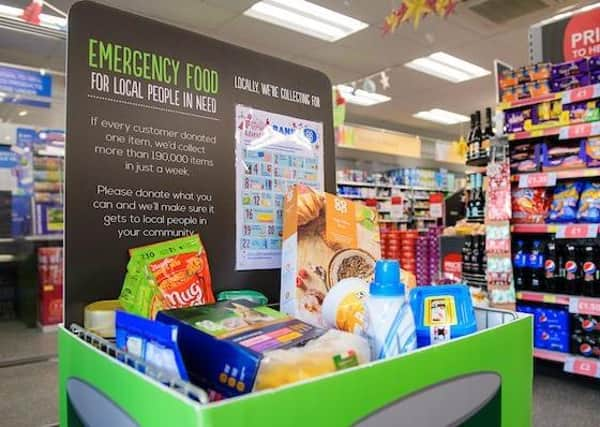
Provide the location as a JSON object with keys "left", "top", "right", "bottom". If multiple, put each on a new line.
{"left": 543, "top": 238, "right": 561, "bottom": 293}
{"left": 471, "top": 236, "right": 480, "bottom": 276}
{"left": 472, "top": 110, "right": 482, "bottom": 161}
{"left": 482, "top": 107, "right": 494, "bottom": 160}
{"left": 481, "top": 235, "right": 487, "bottom": 274}
{"left": 581, "top": 244, "right": 599, "bottom": 297}
{"left": 528, "top": 240, "right": 544, "bottom": 292}
{"left": 514, "top": 240, "right": 528, "bottom": 291}
{"left": 562, "top": 243, "right": 580, "bottom": 295}
{"left": 473, "top": 174, "right": 484, "bottom": 218}
{"left": 462, "top": 236, "right": 473, "bottom": 275}
{"left": 467, "top": 114, "right": 475, "bottom": 161}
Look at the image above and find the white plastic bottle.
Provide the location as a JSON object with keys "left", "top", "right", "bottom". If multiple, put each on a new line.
{"left": 366, "top": 260, "right": 417, "bottom": 360}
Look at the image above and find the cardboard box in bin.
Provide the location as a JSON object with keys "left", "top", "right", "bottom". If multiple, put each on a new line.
{"left": 280, "top": 184, "right": 382, "bottom": 326}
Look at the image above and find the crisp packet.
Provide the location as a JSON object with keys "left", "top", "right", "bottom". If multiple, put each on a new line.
{"left": 512, "top": 189, "right": 550, "bottom": 224}
{"left": 547, "top": 182, "right": 583, "bottom": 223}
{"left": 119, "top": 235, "right": 215, "bottom": 318}
{"left": 577, "top": 182, "right": 600, "bottom": 223}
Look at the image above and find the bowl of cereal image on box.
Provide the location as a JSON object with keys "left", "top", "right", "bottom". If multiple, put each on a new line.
{"left": 327, "top": 249, "right": 376, "bottom": 290}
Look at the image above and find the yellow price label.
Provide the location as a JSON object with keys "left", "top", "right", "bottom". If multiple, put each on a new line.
{"left": 543, "top": 294, "right": 556, "bottom": 303}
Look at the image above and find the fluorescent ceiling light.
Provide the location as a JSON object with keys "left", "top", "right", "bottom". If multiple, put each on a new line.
{"left": 18, "top": 110, "right": 28, "bottom": 117}
{"left": 337, "top": 84, "right": 391, "bottom": 106}
{"left": 405, "top": 52, "right": 490, "bottom": 83}
{"left": 413, "top": 108, "right": 469, "bottom": 125}
{"left": 244, "top": 0, "right": 368, "bottom": 42}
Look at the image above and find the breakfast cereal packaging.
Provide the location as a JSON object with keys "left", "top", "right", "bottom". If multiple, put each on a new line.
{"left": 280, "top": 184, "right": 382, "bottom": 326}
{"left": 119, "top": 235, "right": 215, "bottom": 318}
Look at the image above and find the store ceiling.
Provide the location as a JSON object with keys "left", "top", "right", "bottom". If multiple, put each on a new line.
{"left": 0, "top": 0, "right": 597, "bottom": 139}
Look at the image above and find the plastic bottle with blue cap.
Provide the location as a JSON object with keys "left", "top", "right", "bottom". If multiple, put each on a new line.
{"left": 365, "top": 259, "right": 417, "bottom": 360}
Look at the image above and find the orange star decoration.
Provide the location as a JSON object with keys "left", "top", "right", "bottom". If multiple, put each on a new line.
{"left": 403, "top": 0, "right": 431, "bottom": 29}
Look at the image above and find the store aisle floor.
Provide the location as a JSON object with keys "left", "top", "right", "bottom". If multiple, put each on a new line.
{"left": 0, "top": 321, "right": 57, "bottom": 364}
{"left": 0, "top": 355, "right": 598, "bottom": 426}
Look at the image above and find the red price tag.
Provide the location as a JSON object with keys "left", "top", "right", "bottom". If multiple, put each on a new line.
{"left": 557, "top": 224, "right": 598, "bottom": 239}
{"left": 569, "top": 86, "right": 593, "bottom": 103}
{"left": 519, "top": 172, "right": 556, "bottom": 188}
{"left": 571, "top": 298, "right": 600, "bottom": 316}
{"left": 568, "top": 123, "right": 592, "bottom": 139}
{"left": 571, "top": 359, "right": 598, "bottom": 377}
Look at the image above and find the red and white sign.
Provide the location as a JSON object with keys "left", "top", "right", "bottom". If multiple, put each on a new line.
{"left": 564, "top": 357, "right": 600, "bottom": 378}
{"left": 390, "top": 196, "right": 404, "bottom": 219}
{"left": 429, "top": 193, "right": 443, "bottom": 219}
{"left": 518, "top": 172, "right": 556, "bottom": 188}
{"left": 563, "top": 84, "right": 600, "bottom": 104}
{"left": 442, "top": 253, "right": 462, "bottom": 281}
{"left": 556, "top": 224, "right": 598, "bottom": 239}
{"left": 563, "top": 8, "right": 600, "bottom": 60}
{"left": 569, "top": 297, "right": 600, "bottom": 316}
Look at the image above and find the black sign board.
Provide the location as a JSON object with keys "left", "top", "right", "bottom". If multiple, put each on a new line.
{"left": 66, "top": 1, "right": 334, "bottom": 325}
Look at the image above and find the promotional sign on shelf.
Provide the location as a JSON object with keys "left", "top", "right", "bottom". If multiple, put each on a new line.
{"left": 530, "top": 6, "right": 600, "bottom": 63}
{"left": 555, "top": 224, "right": 598, "bottom": 239}
{"left": 390, "top": 196, "right": 404, "bottom": 219}
{"left": 65, "top": 2, "right": 334, "bottom": 325}
{"left": 518, "top": 172, "right": 556, "bottom": 188}
{"left": 429, "top": 193, "right": 443, "bottom": 218}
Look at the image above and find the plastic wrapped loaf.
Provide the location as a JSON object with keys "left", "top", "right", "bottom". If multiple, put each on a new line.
{"left": 254, "top": 329, "right": 370, "bottom": 391}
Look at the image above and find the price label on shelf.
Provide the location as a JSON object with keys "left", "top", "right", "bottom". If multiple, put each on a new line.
{"left": 518, "top": 172, "right": 557, "bottom": 188}
{"left": 564, "top": 357, "right": 600, "bottom": 378}
{"left": 569, "top": 297, "right": 600, "bottom": 316}
{"left": 560, "top": 122, "right": 600, "bottom": 140}
{"left": 562, "top": 84, "right": 600, "bottom": 104}
{"left": 429, "top": 193, "right": 443, "bottom": 219}
{"left": 556, "top": 224, "right": 598, "bottom": 239}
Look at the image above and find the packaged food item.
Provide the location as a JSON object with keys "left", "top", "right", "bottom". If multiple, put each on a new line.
{"left": 500, "top": 69, "right": 518, "bottom": 89}
{"left": 216, "top": 290, "right": 268, "bottom": 305}
{"left": 592, "top": 70, "right": 600, "bottom": 85}
{"left": 551, "top": 73, "right": 591, "bottom": 92}
{"left": 115, "top": 311, "right": 189, "bottom": 381}
{"left": 512, "top": 188, "right": 550, "bottom": 224}
{"left": 590, "top": 55, "right": 600, "bottom": 71}
{"left": 409, "top": 284, "right": 477, "bottom": 348}
{"left": 528, "top": 80, "right": 552, "bottom": 97}
{"left": 504, "top": 107, "right": 531, "bottom": 133}
{"left": 563, "top": 100, "right": 599, "bottom": 123}
{"left": 547, "top": 182, "right": 583, "bottom": 223}
{"left": 156, "top": 300, "right": 370, "bottom": 397}
{"left": 551, "top": 58, "right": 589, "bottom": 79}
{"left": 541, "top": 141, "right": 585, "bottom": 170}
{"left": 84, "top": 300, "right": 121, "bottom": 338}
{"left": 577, "top": 182, "right": 600, "bottom": 223}
{"left": 280, "top": 184, "right": 381, "bottom": 326}
{"left": 583, "top": 136, "right": 600, "bottom": 167}
{"left": 119, "top": 235, "right": 215, "bottom": 318}
{"left": 322, "top": 277, "right": 368, "bottom": 335}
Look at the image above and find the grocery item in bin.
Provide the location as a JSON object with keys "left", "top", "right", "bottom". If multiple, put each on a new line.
{"left": 119, "top": 235, "right": 215, "bottom": 318}
{"left": 547, "top": 182, "right": 583, "bottom": 223}
{"left": 409, "top": 285, "right": 476, "bottom": 348}
{"left": 511, "top": 189, "right": 550, "bottom": 224}
{"left": 365, "top": 260, "right": 417, "bottom": 360}
{"left": 577, "top": 182, "right": 600, "bottom": 223}
{"left": 217, "top": 290, "right": 268, "bottom": 305}
{"left": 84, "top": 300, "right": 121, "bottom": 338}
{"left": 115, "top": 311, "right": 189, "bottom": 381}
{"left": 157, "top": 300, "right": 370, "bottom": 397}
{"left": 322, "top": 277, "right": 368, "bottom": 335}
{"left": 280, "top": 184, "right": 380, "bottom": 327}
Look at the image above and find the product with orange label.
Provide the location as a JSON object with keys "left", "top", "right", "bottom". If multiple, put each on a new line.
{"left": 280, "top": 184, "right": 381, "bottom": 326}
{"left": 119, "top": 235, "right": 215, "bottom": 318}
{"left": 157, "top": 300, "right": 370, "bottom": 398}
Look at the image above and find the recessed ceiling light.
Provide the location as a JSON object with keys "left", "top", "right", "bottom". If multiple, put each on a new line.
{"left": 337, "top": 85, "right": 391, "bottom": 106}
{"left": 244, "top": 0, "right": 368, "bottom": 42}
{"left": 18, "top": 110, "right": 28, "bottom": 117}
{"left": 413, "top": 108, "right": 469, "bottom": 125}
{"left": 405, "top": 52, "right": 490, "bottom": 83}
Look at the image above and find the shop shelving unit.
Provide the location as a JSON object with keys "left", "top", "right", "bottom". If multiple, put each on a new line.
{"left": 502, "top": 82, "right": 600, "bottom": 380}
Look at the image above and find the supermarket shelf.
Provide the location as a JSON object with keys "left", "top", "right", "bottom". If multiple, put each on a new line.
{"left": 534, "top": 349, "right": 600, "bottom": 379}
{"left": 512, "top": 168, "right": 600, "bottom": 186}
{"left": 24, "top": 234, "right": 64, "bottom": 242}
{"left": 507, "top": 126, "right": 561, "bottom": 141}
{"left": 465, "top": 157, "right": 489, "bottom": 167}
{"left": 379, "top": 219, "right": 410, "bottom": 223}
{"left": 511, "top": 223, "right": 598, "bottom": 238}
{"left": 0, "top": 254, "right": 16, "bottom": 263}
{"left": 414, "top": 217, "right": 439, "bottom": 221}
{"left": 533, "top": 348, "right": 568, "bottom": 363}
{"left": 0, "top": 237, "right": 15, "bottom": 243}
{"left": 562, "top": 83, "right": 600, "bottom": 105}
{"left": 337, "top": 181, "right": 384, "bottom": 188}
{"left": 517, "top": 291, "right": 600, "bottom": 315}
{"left": 559, "top": 120, "right": 600, "bottom": 140}
{"left": 499, "top": 92, "right": 562, "bottom": 111}
{"left": 339, "top": 195, "right": 391, "bottom": 201}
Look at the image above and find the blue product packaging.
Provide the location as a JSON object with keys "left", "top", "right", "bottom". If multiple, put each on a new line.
{"left": 409, "top": 285, "right": 477, "bottom": 348}
{"left": 536, "top": 329, "right": 569, "bottom": 353}
{"left": 115, "top": 311, "right": 189, "bottom": 381}
{"left": 534, "top": 307, "right": 569, "bottom": 332}
{"left": 547, "top": 182, "right": 584, "bottom": 223}
{"left": 577, "top": 182, "right": 600, "bottom": 223}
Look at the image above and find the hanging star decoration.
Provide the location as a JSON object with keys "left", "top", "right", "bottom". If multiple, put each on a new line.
{"left": 381, "top": 0, "right": 459, "bottom": 35}
{"left": 380, "top": 71, "right": 390, "bottom": 90}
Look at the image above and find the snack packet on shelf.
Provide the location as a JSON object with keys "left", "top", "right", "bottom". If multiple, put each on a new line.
{"left": 577, "top": 182, "right": 600, "bottom": 223}
{"left": 119, "top": 235, "right": 215, "bottom": 318}
{"left": 547, "top": 182, "right": 583, "bottom": 223}
{"left": 512, "top": 189, "right": 550, "bottom": 224}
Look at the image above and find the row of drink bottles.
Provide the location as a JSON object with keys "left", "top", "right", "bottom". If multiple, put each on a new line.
{"left": 514, "top": 238, "right": 600, "bottom": 297}
{"left": 461, "top": 235, "right": 487, "bottom": 276}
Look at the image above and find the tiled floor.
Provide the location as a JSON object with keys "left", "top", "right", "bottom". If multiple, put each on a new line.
{"left": 0, "top": 324, "right": 599, "bottom": 426}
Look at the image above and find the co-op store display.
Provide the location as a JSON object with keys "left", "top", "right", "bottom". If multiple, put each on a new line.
{"left": 58, "top": 4, "right": 533, "bottom": 426}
